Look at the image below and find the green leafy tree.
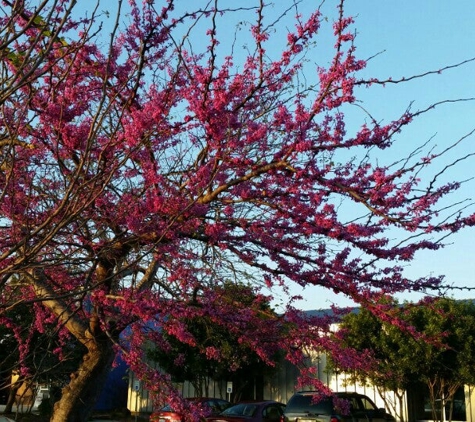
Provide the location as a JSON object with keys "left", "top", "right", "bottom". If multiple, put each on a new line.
{"left": 404, "top": 299, "right": 475, "bottom": 422}
{"left": 333, "top": 298, "right": 475, "bottom": 422}
{"left": 332, "top": 301, "right": 417, "bottom": 422}
{"left": 149, "top": 283, "right": 282, "bottom": 401}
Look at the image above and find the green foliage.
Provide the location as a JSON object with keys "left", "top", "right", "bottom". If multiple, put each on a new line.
{"left": 333, "top": 298, "right": 475, "bottom": 422}
{"left": 148, "top": 283, "right": 282, "bottom": 398}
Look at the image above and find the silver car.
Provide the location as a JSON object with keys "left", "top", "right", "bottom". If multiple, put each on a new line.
{"left": 284, "top": 391, "right": 395, "bottom": 422}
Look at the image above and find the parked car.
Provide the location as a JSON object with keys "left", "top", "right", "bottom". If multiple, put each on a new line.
{"left": 151, "top": 397, "right": 231, "bottom": 422}
{"left": 284, "top": 391, "right": 395, "bottom": 422}
{"left": 424, "top": 398, "right": 466, "bottom": 421}
{"left": 207, "top": 400, "right": 286, "bottom": 422}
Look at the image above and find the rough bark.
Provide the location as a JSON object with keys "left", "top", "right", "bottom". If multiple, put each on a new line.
{"left": 30, "top": 264, "right": 120, "bottom": 421}
{"left": 50, "top": 335, "right": 116, "bottom": 422}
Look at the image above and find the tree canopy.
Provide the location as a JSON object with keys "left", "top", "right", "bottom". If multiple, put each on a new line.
{"left": 149, "top": 282, "right": 282, "bottom": 401}
{"left": 334, "top": 298, "right": 475, "bottom": 422}
{"left": 0, "top": 0, "right": 474, "bottom": 420}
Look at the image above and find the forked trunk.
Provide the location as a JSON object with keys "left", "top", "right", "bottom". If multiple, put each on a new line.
{"left": 50, "top": 338, "right": 115, "bottom": 422}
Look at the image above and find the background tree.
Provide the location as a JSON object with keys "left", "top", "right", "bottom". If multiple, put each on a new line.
{"left": 330, "top": 301, "right": 420, "bottom": 422}
{"left": 149, "top": 283, "right": 282, "bottom": 401}
{"left": 0, "top": 0, "right": 474, "bottom": 421}
{"left": 333, "top": 298, "right": 475, "bottom": 422}
{"left": 405, "top": 299, "right": 475, "bottom": 422}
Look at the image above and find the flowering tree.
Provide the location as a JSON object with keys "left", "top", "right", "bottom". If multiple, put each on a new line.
{"left": 0, "top": 0, "right": 474, "bottom": 421}
{"left": 0, "top": 301, "right": 83, "bottom": 414}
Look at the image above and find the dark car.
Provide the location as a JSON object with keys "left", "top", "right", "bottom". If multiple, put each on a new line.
{"left": 207, "top": 400, "right": 286, "bottom": 422}
{"left": 284, "top": 391, "right": 395, "bottom": 422}
{"left": 151, "top": 397, "right": 231, "bottom": 422}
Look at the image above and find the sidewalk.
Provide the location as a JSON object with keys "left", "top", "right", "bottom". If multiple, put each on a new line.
{"left": 0, "top": 404, "right": 32, "bottom": 413}
{"left": 0, "top": 404, "right": 28, "bottom": 421}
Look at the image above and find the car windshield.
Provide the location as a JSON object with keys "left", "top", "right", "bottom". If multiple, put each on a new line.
{"left": 222, "top": 403, "right": 258, "bottom": 417}
{"left": 357, "top": 396, "right": 377, "bottom": 411}
{"left": 286, "top": 395, "right": 333, "bottom": 414}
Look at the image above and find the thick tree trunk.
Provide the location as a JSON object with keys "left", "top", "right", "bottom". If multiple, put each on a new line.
{"left": 30, "top": 257, "right": 123, "bottom": 421}
{"left": 50, "top": 337, "right": 116, "bottom": 422}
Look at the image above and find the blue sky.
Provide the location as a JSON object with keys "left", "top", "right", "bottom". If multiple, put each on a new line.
{"left": 74, "top": 1, "right": 475, "bottom": 310}
{"left": 276, "top": 1, "right": 475, "bottom": 309}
